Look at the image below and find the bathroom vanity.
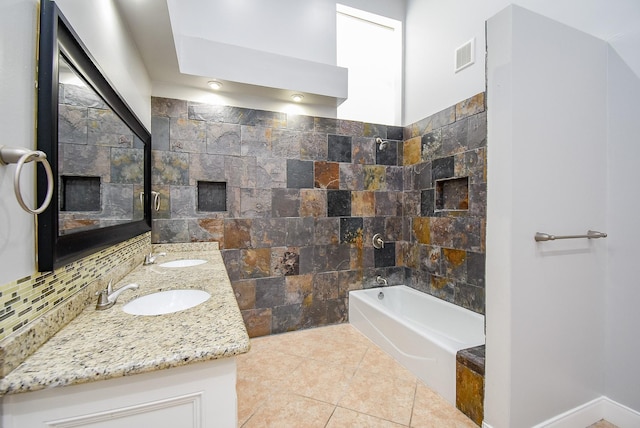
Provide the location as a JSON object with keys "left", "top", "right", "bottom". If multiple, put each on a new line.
{"left": 0, "top": 245, "right": 250, "bottom": 428}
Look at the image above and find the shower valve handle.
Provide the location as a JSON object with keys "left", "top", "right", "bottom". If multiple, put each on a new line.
{"left": 372, "top": 233, "right": 385, "bottom": 249}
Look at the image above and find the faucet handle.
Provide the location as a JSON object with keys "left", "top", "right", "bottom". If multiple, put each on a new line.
{"left": 96, "top": 280, "right": 112, "bottom": 296}
{"left": 95, "top": 289, "right": 110, "bottom": 309}
{"left": 144, "top": 251, "right": 166, "bottom": 265}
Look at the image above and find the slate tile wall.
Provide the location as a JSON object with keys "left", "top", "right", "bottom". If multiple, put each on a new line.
{"left": 58, "top": 83, "right": 144, "bottom": 233}
{"left": 151, "top": 97, "right": 405, "bottom": 336}
{"left": 402, "top": 93, "right": 487, "bottom": 314}
{"left": 150, "top": 92, "right": 487, "bottom": 336}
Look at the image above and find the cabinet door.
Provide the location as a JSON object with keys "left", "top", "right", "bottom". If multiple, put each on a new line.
{"left": 43, "top": 392, "right": 204, "bottom": 428}
{"left": 1, "top": 358, "right": 237, "bottom": 428}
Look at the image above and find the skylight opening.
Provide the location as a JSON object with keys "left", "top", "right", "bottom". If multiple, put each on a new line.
{"left": 336, "top": 5, "right": 402, "bottom": 126}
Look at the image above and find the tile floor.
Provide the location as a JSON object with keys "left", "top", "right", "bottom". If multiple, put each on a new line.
{"left": 236, "top": 323, "right": 621, "bottom": 428}
{"left": 588, "top": 422, "right": 618, "bottom": 428}
{"left": 236, "top": 324, "right": 477, "bottom": 427}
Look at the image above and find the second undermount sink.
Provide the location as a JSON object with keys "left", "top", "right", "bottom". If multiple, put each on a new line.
{"left": 123, "top": 289, "right": 211, "bottom": 316}
{"left": 158, "top": 259, "right": 207, "bottom": 268}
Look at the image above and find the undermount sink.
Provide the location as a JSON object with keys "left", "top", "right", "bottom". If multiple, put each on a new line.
{"left": 158, "top": 259, "right": 207, "bottom": 268}
{"left": 123, "top": 289, "right": 211, "bottom": 316}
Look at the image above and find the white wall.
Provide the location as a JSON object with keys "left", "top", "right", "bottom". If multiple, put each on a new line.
{"left": 168, "top": 0, "right": 337, "bottom": 65}
{"left": 0, "top": 0, "right": 40, "bottom": 281}
{"left": 163, "top": 0, "right": 405, "bottom": 116}
{"left": 339, "top": 0, "right": 405, "bottom": 21}
{"left": 404, "top": 0, "right": 486, "bottom": 125}
{"left": 0, "top": 0, "right": 151, "bottom": 285}
{"left": 166, "top": 0, "right": 347, "bottom": 102}
{"left": 486, "top": 6, "right": 608, "bottom": 427}
{"left": 404, "top": 0, "right": 640, "bottom": 127}
{"left": 56, "top": 0, "right": 152, "bottom": 129}
{"left": 605, "top": 49, "right": 640, "bottom": 412}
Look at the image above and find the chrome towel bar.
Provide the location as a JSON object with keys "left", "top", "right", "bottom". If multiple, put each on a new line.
{"left": 534, "top": 230, "right": 607, "bottom": 242}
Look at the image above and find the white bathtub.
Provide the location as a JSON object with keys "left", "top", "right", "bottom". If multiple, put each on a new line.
{"left": 349, "top": 285, "right": 485, "bottom": 405}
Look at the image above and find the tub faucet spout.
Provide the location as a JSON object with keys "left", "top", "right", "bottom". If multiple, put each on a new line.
{"left": 376, "top": 275, "right": 388, "bottom": 286}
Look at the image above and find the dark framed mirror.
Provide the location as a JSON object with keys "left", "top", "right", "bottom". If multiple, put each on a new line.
{"left": 37, "top": 0, "right": 151, "bottom": 271}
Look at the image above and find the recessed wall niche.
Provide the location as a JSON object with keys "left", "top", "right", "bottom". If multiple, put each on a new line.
{"left": 61, "top": 176, "right": 101, "bottom": 211}
{"left": 198, "top": 181, "right": 227, "bottom": 212}
{"left": 436, "top": 177, "right": 469, "bottom": 211}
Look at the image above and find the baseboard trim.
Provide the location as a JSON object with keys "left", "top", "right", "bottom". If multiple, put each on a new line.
{"left": 482, "top": 396, "right": 640, "bottom": 428}
{"left": 603, "top": 397, "right": 640, "bottom": 428}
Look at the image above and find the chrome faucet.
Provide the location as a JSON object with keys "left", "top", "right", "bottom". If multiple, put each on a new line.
{"left": 143, "top": 251, "right": 166, "bottom": 265}
{"left": 95, "top": 280, "right": 139, "bottom": 310}
{"left": 376, "top": 275, "right": 388, "bottom": 286}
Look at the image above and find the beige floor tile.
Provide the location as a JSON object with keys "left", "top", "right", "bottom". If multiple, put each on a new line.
{"left": 297, "top": 324, "right": 375, "bottom": 347}
{"left": 237, "top": 346, "right": 304, "bottom": 387}
{"left": 284, "top": 358, "right": 357, "bottom": 405}
{"left": 236, "top": 377, "right": 273, "bottom": 426}
{"left": 242, "top": 393, "right": 335, "bottom": 428}
{"left": 248, "top": 332, "right": 301, "bottom": 355}
{"left": 410, "top": 382, "right": 476, "bottom": 428}
{"left": 237, "top": 324, "right": 478, "bottom": 428}
{"left": 327, "top": 406, "right": 408, "bottom": 427}
{"left": 588, "top": 421, "right": 618, "bottom": 428}
{"left": 358, "top": 345, "right": 416, "bottom": 383}
{"left": 283, "top": 333, "right": 370, "bottom": 366}
{"left": 339, "top": 368, "right": 417, "bottom": 426}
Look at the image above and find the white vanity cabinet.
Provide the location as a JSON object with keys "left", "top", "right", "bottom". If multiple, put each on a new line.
{"left": 1, "top": 356, "right": 238, "bottom": 428}
{"left": 0, "top": 247, "right": 249, "bottom": 428}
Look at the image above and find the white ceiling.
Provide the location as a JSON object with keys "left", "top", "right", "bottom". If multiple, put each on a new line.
{"left": 114, "top": 0, "right": 640, "bottom": 108}
{"left": 113, "top": 0, "right": 344, "bottom": 108}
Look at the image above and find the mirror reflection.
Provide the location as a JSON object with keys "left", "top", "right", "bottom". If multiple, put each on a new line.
{"left": 57, "top": 56, "right": 145, "bottom": 235}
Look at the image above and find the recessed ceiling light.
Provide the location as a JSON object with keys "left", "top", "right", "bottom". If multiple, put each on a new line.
{"left": 207, "top": 80, "right": 223, "bottom": 90}
{"left": 291, "top": 93, "right": 304, "bottom": 102}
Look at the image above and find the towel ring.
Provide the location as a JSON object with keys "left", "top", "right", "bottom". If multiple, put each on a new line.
{"left": 0, "top": 145, "right": 54, "bottom": 215}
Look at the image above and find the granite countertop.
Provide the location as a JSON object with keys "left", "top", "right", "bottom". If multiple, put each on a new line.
{"left": 0, "top": 247, "right": 250, "bottom": 396}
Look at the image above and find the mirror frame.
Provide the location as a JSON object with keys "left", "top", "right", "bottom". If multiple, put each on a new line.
{"left": 37, "top": 0, "right": 151, "bottom": 272}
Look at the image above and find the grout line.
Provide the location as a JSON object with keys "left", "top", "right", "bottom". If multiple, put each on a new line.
{"left": 240, "top": 324, "right": 446, "bottom": 427}
{"left": 408, "top": 381, "right": 418, "bottom": 428}
{"left": 323, "top": 405, "right": 338, "bottom": 428}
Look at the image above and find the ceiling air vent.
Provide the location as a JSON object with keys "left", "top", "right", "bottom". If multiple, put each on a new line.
{"left": 455, "top": 38, "right": 475, "bottom": 73}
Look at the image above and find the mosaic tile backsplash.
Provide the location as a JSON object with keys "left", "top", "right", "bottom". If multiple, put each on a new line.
{"left": 0, "top": 233, "right": 151, "bottom": 375}
{"left": 151, "top": 93, "right": 487, "bottom": 337}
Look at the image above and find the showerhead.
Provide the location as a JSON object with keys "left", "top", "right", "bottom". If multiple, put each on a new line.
{"left": 375, "top": 137, "right": 389, "bottom": 151}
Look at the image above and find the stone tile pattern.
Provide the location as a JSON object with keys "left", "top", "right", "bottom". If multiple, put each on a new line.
{"left": 403, "top": 92, "right": 487, "bottom": 313}
{"left": 58, "top": 82, "right": 145, "bottom": 233}
{"left": 150, "top": 93, "right": 486, "bottom": 336}
{"left": 456, "top": 345, "right": 485, "bottom": 426}
{"left": 0, "top": 233, "right": 152, "bottom": 376}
